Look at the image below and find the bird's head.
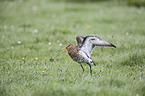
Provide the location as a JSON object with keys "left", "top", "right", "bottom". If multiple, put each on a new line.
{"left": 66, "top": 43, "right": 73, "bottom": 50}
{"left": 59, "top": 43, "right": 73, "bottom": 54}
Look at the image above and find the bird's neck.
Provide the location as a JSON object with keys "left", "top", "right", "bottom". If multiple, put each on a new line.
{"left": 67, "top": 46, "right": 78, "bottom": 58}
{"left": 67, "top": 46, "right": 74, "bottom": 53}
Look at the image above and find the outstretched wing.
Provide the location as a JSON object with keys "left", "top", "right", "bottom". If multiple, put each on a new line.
{"left": 75, "top": 36, "right": 85, "bottom": 52}
{"left": 76, "top": 36, "right": 85, "bottom": 47}
{"left": 79, "top": 36, "right": 116, "bottom": 58}
{"left": 90, "top": 36, "right": 116, "bottom": 48}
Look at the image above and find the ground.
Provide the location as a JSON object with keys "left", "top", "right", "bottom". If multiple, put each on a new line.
{"left": 0, "top": 1, "right": 145, "bottom": 96}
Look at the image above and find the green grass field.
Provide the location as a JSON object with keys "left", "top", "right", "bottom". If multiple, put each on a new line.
{"left": 0, "top": 0, "right": 145, "bottom": 96}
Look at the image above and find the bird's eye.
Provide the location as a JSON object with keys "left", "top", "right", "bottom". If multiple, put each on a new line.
{"left": 67, "top": 44, "right": 70, "bottom": 47}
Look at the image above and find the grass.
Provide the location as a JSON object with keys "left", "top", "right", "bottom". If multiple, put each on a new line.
{"left": 0, "top": 0, "right": 145, "bottom": 96}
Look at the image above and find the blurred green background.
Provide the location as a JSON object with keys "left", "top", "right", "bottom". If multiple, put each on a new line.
{"left": 0, "top": 0, "right": 145, "bottom": 96}
{"left": 2, "top": 0, "right": 145, "bottom": 7}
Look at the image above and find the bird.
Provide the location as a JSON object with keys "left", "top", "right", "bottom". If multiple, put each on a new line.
{"left": 60, "top": 36, "right": 116, "bottom": 76}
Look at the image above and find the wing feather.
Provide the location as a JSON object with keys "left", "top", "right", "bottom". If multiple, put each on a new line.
{"left": 91, "top": 36, "right": 116, "bottom": 48}
{"left": 76, "top": 36, "right": 85, "bottom": 47}
{"left": 79, "top": 36, "right": 116, "bottom": 58}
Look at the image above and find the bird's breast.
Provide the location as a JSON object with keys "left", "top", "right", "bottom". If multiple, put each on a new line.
{"left": 68, "top": 49, "right": 83, "bottom": 62}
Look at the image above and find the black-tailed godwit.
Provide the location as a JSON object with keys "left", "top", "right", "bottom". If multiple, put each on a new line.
{"left": 60, "top": 36, "right": 116, "bottom": 76}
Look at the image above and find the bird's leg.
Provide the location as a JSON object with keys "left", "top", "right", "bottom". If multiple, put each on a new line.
{"left": 89, "top": 65, "right": 92, "bottom": 76}
{"left": 79, "top": 63, "right": 84, "bottom": 73}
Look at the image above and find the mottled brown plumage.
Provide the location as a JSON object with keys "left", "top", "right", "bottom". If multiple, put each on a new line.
{"left": 66, "top": 43, "right": 83, "bottom": 63}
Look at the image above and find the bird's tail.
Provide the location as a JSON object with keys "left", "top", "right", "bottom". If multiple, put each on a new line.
{"left": 89, "top": 60, "right": 96, "bottom": 66}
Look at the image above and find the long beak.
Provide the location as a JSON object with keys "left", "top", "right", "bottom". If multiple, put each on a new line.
{"left": 60, "top": 47, "right": 66, "bottom": 51}
{"left": 60, "top": 47, "right": 67, "bottom": 54}
{"left": 57, "top": 46, "right": 66, "bottom": 52}
{"left": 55, "top": 46, "right": 67, "bottom": 57}
{"left": 52, "top": 46, "right": 67, "bottom": 60}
